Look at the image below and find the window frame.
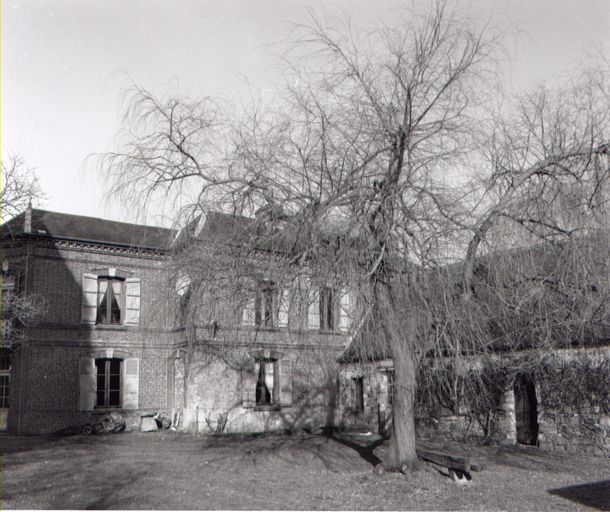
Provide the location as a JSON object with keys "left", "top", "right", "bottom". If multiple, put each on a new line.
{"left": 96, "top": 276, "right": 126, "bottom": 326}
{"left": 95, "top": 358, "right": 122, "bottom": 408}
{"left": 351, "top": 376, "right": 365, "bottom": 414}
{"left": 254, "top": 358, "right": 280, "bottom": 410}
{"left": 255, "top": 283, "right": 276, "bottom": 327}
{"left": 0, "top": 349, "right": 10, "bottom": 410}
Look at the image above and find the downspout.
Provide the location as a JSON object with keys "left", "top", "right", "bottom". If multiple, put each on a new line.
{"left": 17, "top": 208, "right": 33, "bottom": 435}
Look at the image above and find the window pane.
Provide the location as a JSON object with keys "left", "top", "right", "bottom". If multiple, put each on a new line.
{"left": 0, "top": 375, "right": 9, "bottom": 408}
{"left": 96, "top": 375, "right": 105, "bottom": 391}
{"left": 96, "top": 391, "right": 106, "bottom": 407}
{"left": 109, "top": 286, "right": 121, "bottom": 324}
{"left": 109, "top": 375, "right": 120, "bottom": 390}
{"left": 0, "top": 349, "right": 11, "bottom": 370}
{"left": 109, "top": 391, "right": 120, "bottom": 407}
{"left": 109, "top": 359, "right": 121, "bottom": 373}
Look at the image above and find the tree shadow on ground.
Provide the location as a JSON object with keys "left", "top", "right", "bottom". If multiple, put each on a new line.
{"left": 327, "top": 431, "right": 384, "bottom": 467}
{"left": 193, "top": 431, "right": 374, "bottom": 473}
{"left": 548, "top": 480, "right": 610, "bottom": 511}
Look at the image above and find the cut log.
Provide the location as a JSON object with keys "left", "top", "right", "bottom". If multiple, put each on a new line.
{"left": 415, "top": 447, "right": 471, "bottom": 474}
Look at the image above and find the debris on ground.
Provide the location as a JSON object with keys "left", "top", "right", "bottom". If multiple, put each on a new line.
{"left": 154, "top": 413, "right": 172, "bottom": 430}
{"left": 140, "top": 416, "right": 158, "bottom": 432}
{"left": 81, "top": 412, "right": 126, "bottom": 435}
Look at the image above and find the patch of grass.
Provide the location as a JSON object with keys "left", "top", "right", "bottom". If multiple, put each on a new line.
{"left": 1, "top": 432, "right": 608, "bottom": 510}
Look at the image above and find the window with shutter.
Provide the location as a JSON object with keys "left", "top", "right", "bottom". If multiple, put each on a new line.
{"left": 79, "top": 356, "right": 139, "bottom": 411}
{"left": 243, "top": 356, "right": 291, "bottom": 409}
{"left": 81, "top": 273, "right": 141, "bottom": 326}
{"left": 96, "top": 358, "right": 121, "bottom": 407}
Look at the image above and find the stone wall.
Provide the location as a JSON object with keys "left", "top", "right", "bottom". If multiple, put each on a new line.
{"left": 174, "top": 338, "right": 344, "bottom": 435}
{"left": 338, "top": 347, "right": 609, "bottom": 457}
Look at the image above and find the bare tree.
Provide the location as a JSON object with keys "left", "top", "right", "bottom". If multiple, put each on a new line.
{"left": 99, "top": 1, "right": 609, "bottom": 468}
{"left": 1, "top": 154, "right": 47, "bottom": 345}
{"left": 1, "top": 153, "right": 45, "bottom": 224}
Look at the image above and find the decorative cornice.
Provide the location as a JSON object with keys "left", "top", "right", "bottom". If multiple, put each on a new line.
{"left": 2, "top": 234, "right": 169, "bottom": 260}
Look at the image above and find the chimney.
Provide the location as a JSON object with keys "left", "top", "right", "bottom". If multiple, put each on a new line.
{"left": 24, "top": 201, "right": 32, "bottom": 234}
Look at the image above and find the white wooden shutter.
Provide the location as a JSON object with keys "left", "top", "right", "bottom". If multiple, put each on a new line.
{"left": 124, "top": 278, "right": 141, "bottom": 326}
{"left": 242, "top": 298, "right": 255, "bottom": 326}
{"left": 121, "top": 358, "right": 139, "bottom": 409}
{"left": 277, "top": 289, "right": 289, "bottom": 328}
{"left": 279, "top": 360, "right": 293, "bottom": 407}
{"left": 338, "top": 288, "right": 352, "bottom": 332}
{"left": 308, "top": 288, "right": 320, "bottom": 330}
{"left": 78, "top": 357, "right": 96, "bottom": 411}
{"left": 241, "top": 361, "right": 257, "bottom": 408}
{"left": 81, "top": 273, "right": 98, "bottom": 325}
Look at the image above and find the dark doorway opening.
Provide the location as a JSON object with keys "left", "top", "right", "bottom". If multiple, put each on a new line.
{"left": 514, "top": 374, "right": 539, "bottom": 445}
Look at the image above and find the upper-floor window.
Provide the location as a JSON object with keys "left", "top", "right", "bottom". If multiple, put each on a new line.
{"left": 308, "top": 285, "right": 351, "bottom": 332}
{"left": 242, "top": 281, "right": 288, "bottom": 329}
{"left": 255, "top": 283, "right": 275, "bottom": 327}
{"left": 81, "top": 272, "right": 141, "bottom": 326}
{"left": 96, "top": 277, "right": 124, "bottom": 325}
{"left": 319, "top": 287, "right": 335, "bottom": 330}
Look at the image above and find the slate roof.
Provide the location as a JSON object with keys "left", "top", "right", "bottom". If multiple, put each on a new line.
{"left": 1, "top": 209, "right": 176, "bottom": 250}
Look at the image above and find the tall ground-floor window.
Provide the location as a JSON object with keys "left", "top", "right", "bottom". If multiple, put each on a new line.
{"left": 0, "top": 349, "right": 10, "bottom": 409}
{"left": 96, "top": 358, "right": 121, "bottom": 407}
{"left": 255, "top": 359, "right": 278, "bottom": 406}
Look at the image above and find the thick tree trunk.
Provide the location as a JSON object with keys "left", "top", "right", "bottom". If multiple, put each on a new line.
{"left": 374, "top": 282, "right": 419, "bottom": 468}
{"left": 386, "top": 343, "right": 418, "bottom": 468}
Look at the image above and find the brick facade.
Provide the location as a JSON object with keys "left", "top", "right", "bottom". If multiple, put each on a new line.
{"left": 1, "top": 209, "right": 348, "bottom": 435}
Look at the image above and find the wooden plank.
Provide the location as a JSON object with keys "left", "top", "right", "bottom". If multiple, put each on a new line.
{"left": 415, "top": 447, "right": 471, "bottom": 474}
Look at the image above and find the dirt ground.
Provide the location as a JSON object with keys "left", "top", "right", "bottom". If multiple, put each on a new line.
{"left": 1, "top": 430, "right": 608, "bottom": 510}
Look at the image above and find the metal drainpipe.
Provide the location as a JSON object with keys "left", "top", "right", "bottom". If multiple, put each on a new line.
{"left": 16, "top": 240, "right": 32, "bottom": 435}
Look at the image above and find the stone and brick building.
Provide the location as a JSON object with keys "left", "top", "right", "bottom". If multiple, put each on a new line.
{"left": 0, "top": 206, "right": 351, "bottom": 435}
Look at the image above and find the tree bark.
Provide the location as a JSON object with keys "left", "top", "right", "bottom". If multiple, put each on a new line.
{"left": 374, "top": 282, "right": 419, "bottom": 468}
{"left": 387, "top": 342, "right": 418, "bottom": 468}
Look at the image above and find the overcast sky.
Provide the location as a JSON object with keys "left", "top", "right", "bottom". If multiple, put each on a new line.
{"left": 3, "top": 0, "right": 609, "bottom": 224}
